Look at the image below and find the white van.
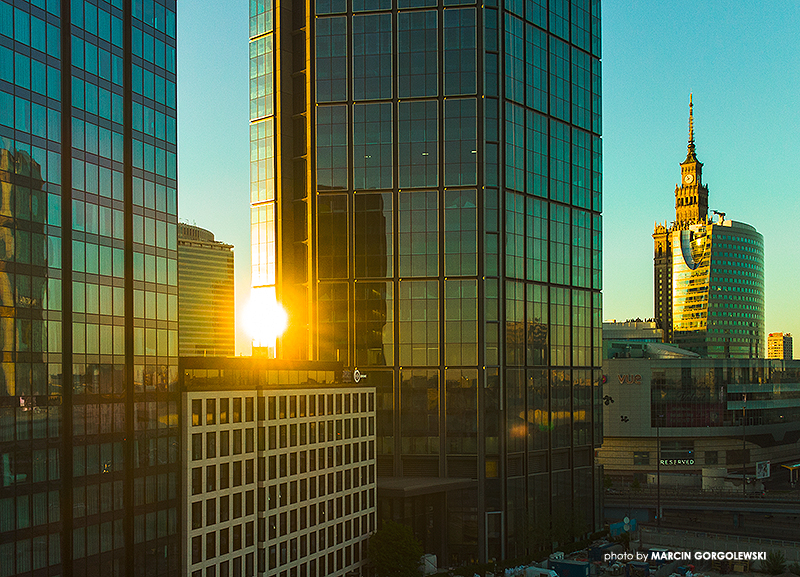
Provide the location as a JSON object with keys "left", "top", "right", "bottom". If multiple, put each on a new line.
{"left": 526, "top": 567, "right": 559, "bottom": 577}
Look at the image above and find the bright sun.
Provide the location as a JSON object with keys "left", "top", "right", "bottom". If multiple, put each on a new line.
{"left": 242, "top": 287, "right": 288, "bottom": 349}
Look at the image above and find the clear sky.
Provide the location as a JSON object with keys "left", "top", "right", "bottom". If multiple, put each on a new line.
{"left": 177, "top": 0, "right": 800, "bottom": 357}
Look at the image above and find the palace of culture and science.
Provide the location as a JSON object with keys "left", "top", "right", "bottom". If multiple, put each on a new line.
{"left": 652, "top": 98, "right": 765, "bottom": 358}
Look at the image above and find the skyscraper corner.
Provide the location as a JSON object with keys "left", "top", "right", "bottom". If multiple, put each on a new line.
{"left": 250, "top": 0, "right": 604, "bottom": 565}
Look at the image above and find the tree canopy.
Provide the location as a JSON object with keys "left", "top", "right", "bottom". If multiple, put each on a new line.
{"left": 368, "top": 520, "right": 424, "bottom": 577}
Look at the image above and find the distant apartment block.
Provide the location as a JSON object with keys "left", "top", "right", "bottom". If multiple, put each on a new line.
{"left": 179, "top": 223, "right": 235, "bottom": 356}
{"left": 768, "top": 332, "right": 793, "bottom": 360}
{"left": 182, "top": 357, "right": 376, "bottom": 577}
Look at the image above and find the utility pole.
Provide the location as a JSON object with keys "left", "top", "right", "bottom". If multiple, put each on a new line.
{"left": 655, "top": 413, "right": 665, "bottom": 527}
{"left": 742, "top": 393, "right": 747, "bottom": 497}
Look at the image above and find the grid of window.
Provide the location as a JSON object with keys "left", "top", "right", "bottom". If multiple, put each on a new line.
{"left": 398, "top": 280, "right": 439, "bottom": 366}
{"left": 525, "top": 24, "right": 547, "bottom": 113}
{"left": 397, "top": 10, "right": 438, "bottom": 97}
{"left": 549, "top": 0, "right": 569, "bottom": 40}
{"left": 571, "top": 48, "right": 591, "bottom": 131}
{"left": 443, "top": 190, "right": 477, "bottom": 276}
{"left": 249, "top": 0, "right": 276, "bottom": 311}
{"left": 251, "top": 200, "right": 276, "bottom": 287}
{"left": 505, "top": 281, "right": 525, "bottom": 366}
{"left": 316, "top": 16, "right": 348, "bottom": 103}
{"left": 550, "top": 288, "right": 570, "bottom": 367}
{"left": 445, "top": 369, "right": 478, "bottom": 454}
{"left": 444, "top": 279, "right": 478, "bottom": 366}
{"left": 526, "top": 110, "right": 547, "bottom": 198}
{"left": 592, "top": 58, "right": 601, "bottom": 135}
{"left": 571, "top": 0, "right": 591, "bottom": 51}
{"left": 354, "top": 0, "right": 392, "bottom": 11}
{"left": 572, "top": 290, "right": 590, "bottom": 366}
{"left": 505, "top": 102, "right": 524, "bottom": 192}
{"left": 3, "top": 0, "right": 176, "bottom": 575}
{"left": 398, "top": 191, "right": 438, "bottom": 277}
{"left": 317, "top": 195, "right": 348, "bottom": 279}
{"left": 354, "top": 193, "right": 392, "bottom": 278}
{"left": 549, "top": 204, "right": 570, "bottom": 285}
{"left": 550, "top": 119, "right": 570, "bottom": 203}
{"left": 316, "top": 105, "right": 348, "bottom": 191}
{"left": 572, "top": 128, "right": 591, "bottom": 209}
{"left": 504, "top": 14, "right": 524, "bottom": 104}
{"left": 354, "top": 282, "right": 394, "bottom": 366}
{"left": 505, "top": 192, "right": 524, "bottom": 278}
{"left": 443, "top": 98, "right": 477, "bottom": 186}
{"left": 274, "top": 0, "right": 606, "bottom": 561}
{"left": 400, "top": 369, "right": 439, "bottom": 454}
{"left": 353, "top": 103, "right": 392, "bottom": 190}
{"left": 550, "top": 369, "right": 571, "bottom": 447}
{"left": 443, "top": 7, "right": 476, "bottom": 95}
{"left": 352, "top": 14, "right": 391, "bottom": 101}
{"left": 398, "top": 101, "right": 438, "bottom": 188}
{"left": 249, "top": 34, "right": 273, "bottom": 121}
{"left": 549, "top": 36, "right": 570, "bottom": 122}
{"left": 187, "top": 387, "right": 377, "bottom": 577}
{"left": 592, "top": 134, "right": 602, "bottom": 211}
{"left": 318, "top": 282, "right": 349, "bottom": 363}
{"left": 526, "top": 283, "right": 548, "bottom": 366}
{"left": 572, "top": 208, "right": 591, "bottom": 288}
{"left": 251, "top": 0, "right": 273, "bottom": 35}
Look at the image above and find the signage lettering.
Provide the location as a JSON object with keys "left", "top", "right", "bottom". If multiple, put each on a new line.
{"left": 660, "top": 459, "right": 695, "bottom": 466}
{"left": 617, "top": 374, "right": 642, "bottom": 384}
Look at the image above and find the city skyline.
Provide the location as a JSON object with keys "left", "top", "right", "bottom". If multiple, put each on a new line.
{"left": 177, "top": 1, "right": 800, "bottom": 356}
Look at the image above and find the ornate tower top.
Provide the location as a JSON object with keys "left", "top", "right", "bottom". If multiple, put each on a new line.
{"left": 675, "top": 94, "right": 708, "bottom": 226}
{"left": 684, "top": 93, "right": 698, "bottom": 164}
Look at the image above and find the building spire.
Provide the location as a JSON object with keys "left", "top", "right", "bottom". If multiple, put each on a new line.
{"left": 685, "top": 93, "right": 697, "bottom": 162}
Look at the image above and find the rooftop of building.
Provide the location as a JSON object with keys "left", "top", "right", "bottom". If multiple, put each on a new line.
{"left": 178, "top": 222, "right": 233, "bottom": 249}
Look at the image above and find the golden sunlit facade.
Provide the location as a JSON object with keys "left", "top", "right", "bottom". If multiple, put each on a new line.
{"left": 671, "top": 226, "right": 712, "bottom": 334}
{"left": 654, "top": 99, "right": 764, "bottom": 358}
{"left": 768, "top": 332, "right": 793, "bottom": 360}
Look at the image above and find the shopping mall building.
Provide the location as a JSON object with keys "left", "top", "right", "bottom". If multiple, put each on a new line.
{"left": 599, "top": 335, "right": 800, "bottom": 489}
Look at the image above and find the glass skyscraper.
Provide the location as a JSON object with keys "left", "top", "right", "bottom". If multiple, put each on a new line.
{"left": 0, "top": 0, "right": 179, "bottom": 575}
{"left": 670, "top": 220, "right": 765, "bottom": 358}
{"left": 250, "top": 0, "right": 603, "bottom": 563}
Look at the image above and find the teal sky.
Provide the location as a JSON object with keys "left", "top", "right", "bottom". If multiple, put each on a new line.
{"left": 177, "top": 1, "right": 800, "bottom": 357}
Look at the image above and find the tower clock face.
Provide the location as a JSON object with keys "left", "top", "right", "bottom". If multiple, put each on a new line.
{"left": 684, "top": 173, "right": 695, "bottom": 184}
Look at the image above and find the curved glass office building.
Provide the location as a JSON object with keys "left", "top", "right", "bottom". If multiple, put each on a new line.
{"left": 671, "top": 219, "right": 764, "bottom": 358}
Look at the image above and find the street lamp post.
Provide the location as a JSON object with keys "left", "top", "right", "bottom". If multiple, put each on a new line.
{"left": 656, "top": 416, "right": 661, "bottom": 527}
{"left": 742, "top": 394, "right": 747, "bottom": 497}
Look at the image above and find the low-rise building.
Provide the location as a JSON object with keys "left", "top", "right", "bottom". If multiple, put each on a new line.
{"left": 599, "top": 352, "right": 800, "bottom": 488}
{"left": 182, "top": 357, "right": 376, "bottom": 577}
{"left": 768, "top": 332, "right": 793, "bottom": 361}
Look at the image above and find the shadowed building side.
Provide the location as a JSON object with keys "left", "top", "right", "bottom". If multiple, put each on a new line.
{"left": 249, "top": 0, "right": 604, "bottom": 566}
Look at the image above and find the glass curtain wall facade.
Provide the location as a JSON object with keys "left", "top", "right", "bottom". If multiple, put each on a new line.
{"left": 250, "top": 0, "right": 603, "bottom": 563}
{"left": 0, "top": 0, "right": 179, "bottom": 576}
{"left": 672, "top": 220, "right": 764, "bottom": 359}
